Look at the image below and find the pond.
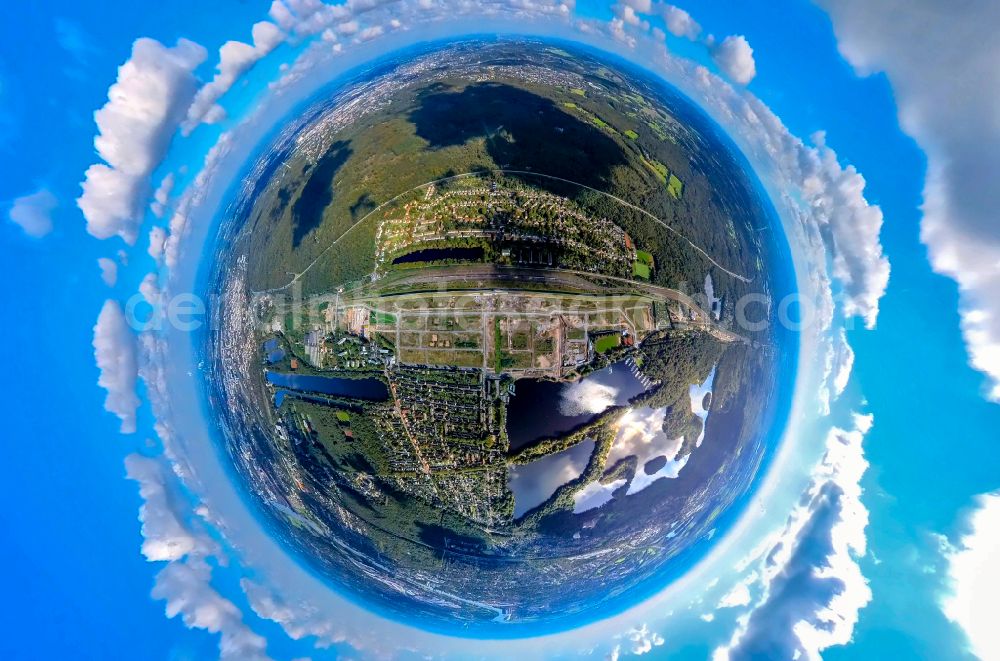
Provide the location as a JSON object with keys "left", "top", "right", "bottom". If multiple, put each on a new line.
{"left": 262, "top": 338, "right": 285, "bottom": 364}
{"left": 266, "top": 371, "right": 389, "bottom": 403}
{"left": 505, "top": 360, "right": 647, "bottom": 451}
{"left": 392, "top": 246, "right": 485, "bottom": 264}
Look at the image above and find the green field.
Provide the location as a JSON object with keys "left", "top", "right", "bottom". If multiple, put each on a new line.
{"left": 632, "top": 261, "right": 651, "bottom": 280}
{"left": 635, "top": 249, "right": 654, "bottom": 265}
{"left": 668, "top": 173, "right": 684, "bottom": 199}
{"left": 624, "top": 129, "right": 639, "bottom": 140}
{"left": 335, "top": 410, "right": 351, "bottom": 422}
{"left": 641, "top": 157, "right": 669, "bottom": 183}
{"left": 594, "top": 334, "right": 621, "bottom": 354}
{"left": 570, "top": 88, "right": 586, "bottom": 97}
{"left": 370, "top": 311, "right": 397, "bottom": 325}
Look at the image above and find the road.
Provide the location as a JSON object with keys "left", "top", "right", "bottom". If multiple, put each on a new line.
{"left": 250, "top": 168, "right": 752, "bottom": 294}
{"left": 303, "top": 264, "right": 751, "bottom": 345}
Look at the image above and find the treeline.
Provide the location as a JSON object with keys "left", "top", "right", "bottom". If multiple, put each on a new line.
{"left": 515, "top": 420, "right": 621, "bottom": 528}
{"left": 634, "top": 330, "right": 725, "bottom": 457}
{"left": 507, "top": 407, "right": 622, "bottom": 465}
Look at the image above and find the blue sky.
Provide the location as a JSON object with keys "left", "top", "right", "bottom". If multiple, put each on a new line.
{"left": 2, "top": 0, "right": 1000, "bottom": 659}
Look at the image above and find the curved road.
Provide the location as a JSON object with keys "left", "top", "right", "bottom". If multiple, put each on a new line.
{"left": 251, "top": 169, "right": 753, "bottom": 294}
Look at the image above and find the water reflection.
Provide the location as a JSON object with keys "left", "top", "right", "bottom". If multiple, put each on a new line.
{"left": 266, "top": 371, "right": 389, "bottom": 402}
{"left": 509, "top": 364, "right": 720, "bottom": 517}
{"left": 506, "top": 361, "right": 646, "bottom": 451}
{"left": 689, "top": 367, "right": 715, "bottom": 448}
{"left": 610, "top": 406, "right": 688, "bottom": 495}
{"left": 572, "top": 477, "right": 626, "bottom": 513}
{"left": 572, "top": 366, "right": 718, "bottom": 511}
{"left": 507, "top": 439, "right": 595, "bottom": 518}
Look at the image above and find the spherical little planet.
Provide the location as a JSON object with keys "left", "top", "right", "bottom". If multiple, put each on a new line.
{"left": 204, "top": 38, "right": 795, "bottom": 634}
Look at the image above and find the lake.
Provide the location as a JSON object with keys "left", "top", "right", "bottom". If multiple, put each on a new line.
{"left": 266, "top": 371, "right": 389, "bottom": 402}
{"left": 392, "top": 246, "right": 484, "bottom": 264}
{"left": 507, "top": 439, "right": 595, "bottom": 518}
{"left": 505, "top": 360, "right": 647, "bottom": 451}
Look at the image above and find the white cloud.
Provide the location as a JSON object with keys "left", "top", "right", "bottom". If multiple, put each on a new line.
{"left": 78, "top": 38, "right": 206, "bottom": 244}
{"left": 817, "top": 0, "right": 1000, "bottom": 401}
{"left": 573, "top": 478, "right": 626, "bottom": 514}
{"left": 338, "top": 19, "right": 360, "bottom": 35}
{"left": 621, "top": 0, "right": 651, "bottom": 13}
{"left": 686, "top": 65, "right": 888, "bottom": 329}
{"left": 608, "top": 17, "right": 638, "bottom": 48}
{"left": 148, "top": 226, "right": 167, "bottom": 263}
{"left": 710, "top": 35, "right": 756, "bottom": 85}
{"left": 267, "top": 0, "right": 299, "bottom": 32}
{"left": 614, "top": 4, "right": 645, "bottom": 28}
{"left": 242, "top": 579, "right": 349, "bottom": 649}
{"left": 608, "top": 406, "right": 689, "bottom": 495}
{"left": 155, "top": 560, "right": 270, "bottom": 661}
{"left": 98, "top": 257, "right": 118, "bottom": 287}
{"left": 182, "top": 22, "right": 285, "bottom": 134}
{"left": 150, "top": 172, "right": 175, "bottom": 218}
{"left": 163, "top": 131, "right": 234, "bottom": 270}
{"left": 560, "top": 380, "right": 618, "bottom": 416}
{"left": 942, "top": 492, "right": 1000, "bottom": 660}
{"left": 126, "top": 454, "right": 211, "bottom": 562}
{"left": 125, "top": 454, "right": 270, "bottom": 660}
{"left": 717, "top": 572, "right": 756, "bottom": 609}
{"left": 620, "top": 623, "right": 665, "bottom": 655}
{"left": 164, "top": 209, "right": 188, "bottom": 272}
{"left": 139, "top": 272, "right": 163, "bottom": 307}
{"left": 714, "top": 414, "right": 873, "bottom": 660}
{"left": 268, "top": 0, "right": 403, "bottom": 39}
{"left": 830, "top": 328, "right": 854, "bottom": 398}
{"left": 93, "top": 300, "right": 140, "bottom": 433}
{"left": 8, "top": 188, "right": 56, "bottom": 238}
{"left": 357, "top": 24, "right": 385, "bottom": 41}
{"left": 126, "top": 289, "right": 273, "bottom": 657}
{"left": 269, "top": 0, "right": 348, "bottom": 37}
{"left": 818, "top": 327, "right": 855, "bottom": 414}
{"left": 660, "top": 4, "right": 700, "bottom": 40}
{"left": 809, "top": 131, "right": 890, "bottom": 328}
